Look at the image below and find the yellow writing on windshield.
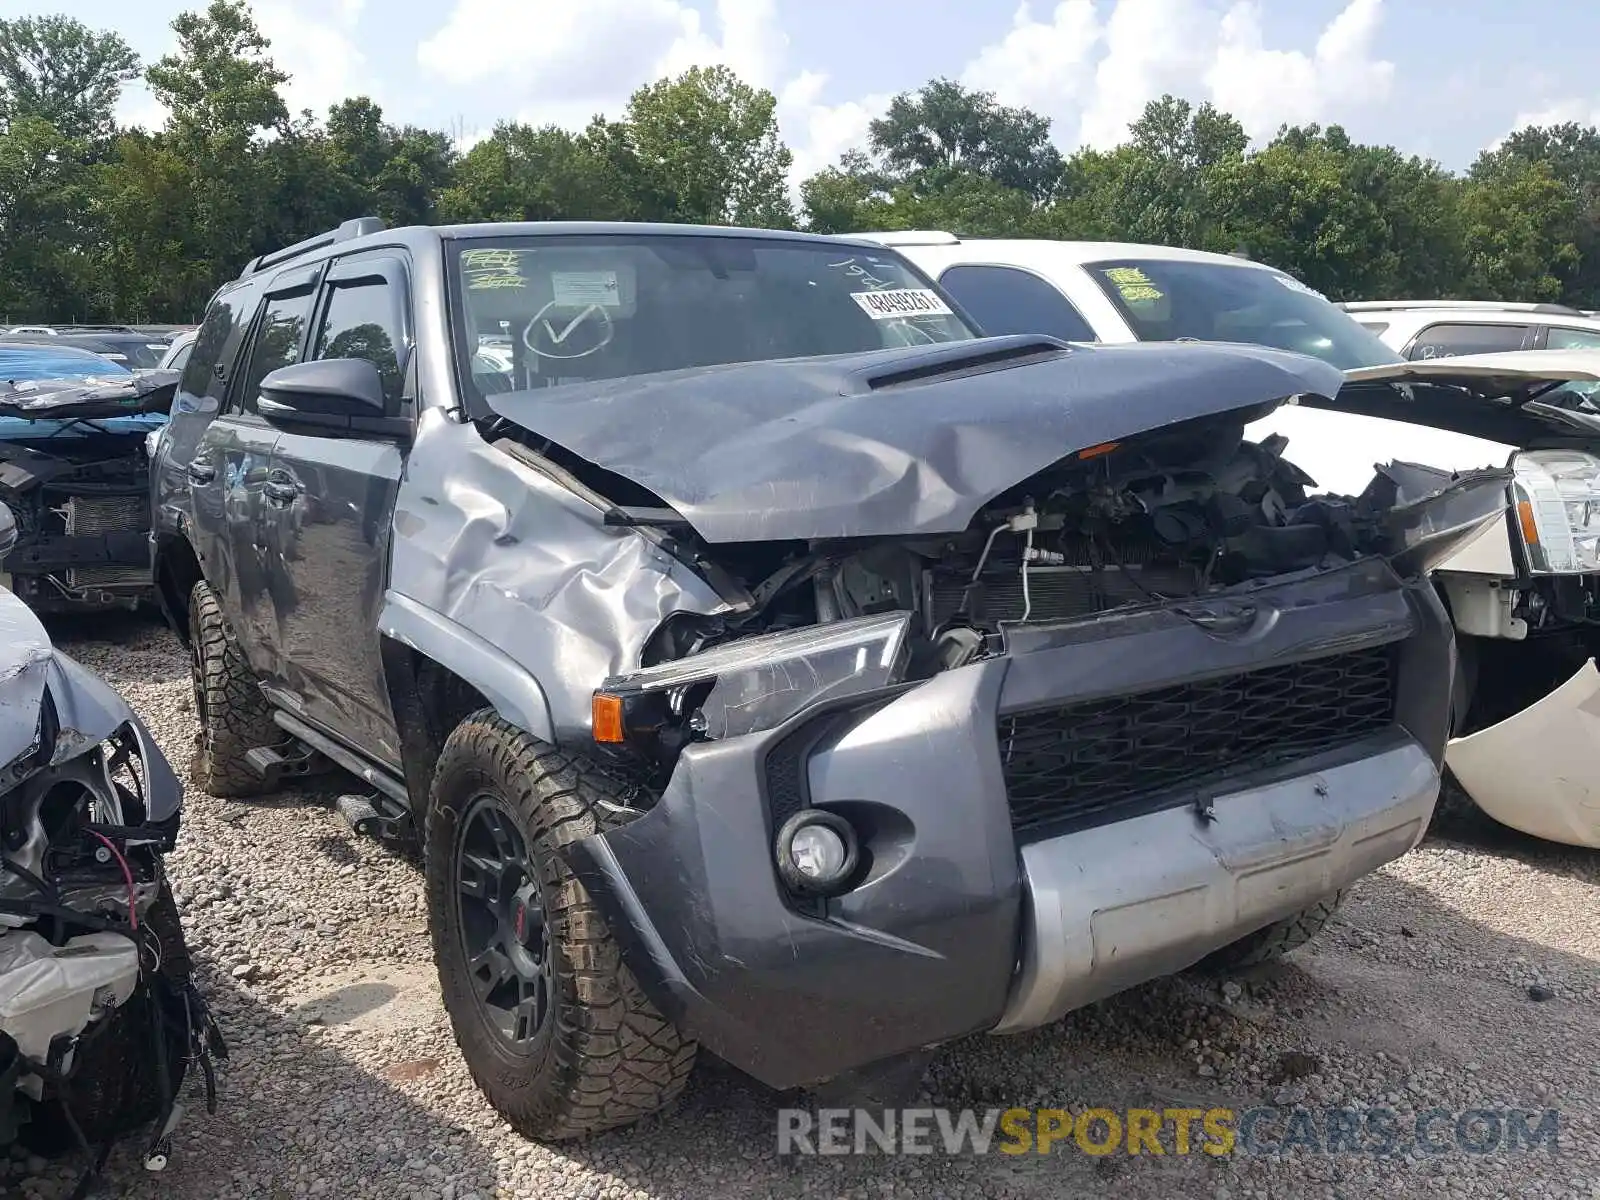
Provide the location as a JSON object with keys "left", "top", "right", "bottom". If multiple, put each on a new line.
{"left": 1102, "top": 266, "right": 1164, "bottom": 303}
{"left": 462, "top": 249, "right": 528, "bottom": 290}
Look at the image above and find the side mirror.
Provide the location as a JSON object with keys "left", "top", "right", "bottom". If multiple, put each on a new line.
{"left": 258, "top": 358, "right": 408, "bottom": 439}
{"left": 0, "top": 501, "right": 17, "bottom": 560}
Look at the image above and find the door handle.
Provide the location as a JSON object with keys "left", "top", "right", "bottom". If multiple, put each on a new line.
{"left": 186, "top": 458, "right": 216, "bottom": 485}
{"left": 263, "top": 475, "right": 302, "bottom": 505}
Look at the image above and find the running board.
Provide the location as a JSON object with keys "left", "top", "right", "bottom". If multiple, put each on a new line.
{"left": 271, "top": 711, "right": 410, "bottom": 807}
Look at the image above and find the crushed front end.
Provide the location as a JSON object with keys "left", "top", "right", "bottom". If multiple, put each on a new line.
{"left": 1, "top": 590, "right": 223, "bottom": 1183}
{"left": 562, "top": 402, "right": 1504, "bottom": 1091}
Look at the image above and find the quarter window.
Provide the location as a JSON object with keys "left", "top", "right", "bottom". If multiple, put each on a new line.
{"left": 937, "top": 264, "right": 1098, "bottom": 342}
{"left": 1406, "top": 323, "right": 1530, "bottom": 360}
{"left": 1546, "top": 326, "right": 1600, "bottom": 350}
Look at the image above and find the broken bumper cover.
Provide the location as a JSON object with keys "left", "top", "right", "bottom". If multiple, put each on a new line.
{"left": 568, "top": 559, "right": 1454, "bottom": 1091}
{"left": 1445, "top": 658, "right": 1600, "bottom": 848}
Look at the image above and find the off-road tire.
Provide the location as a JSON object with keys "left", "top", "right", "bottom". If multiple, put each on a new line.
{"left": 21, "top": 881, "right": 194, "bottom": 1156}
{"left": 425, "top": 712, "right": 696, "bottom": 1141}
{"left": 1194, "top": 891, "right": 1347, "bottom": 971}
{"left": 189, "top": 579, "right": 277, "bottom": 798}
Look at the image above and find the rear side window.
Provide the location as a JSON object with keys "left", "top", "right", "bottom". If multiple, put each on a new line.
{"left": 937, "top": 264, "right": 1097, "bottom": 342}
{"left": 312, "top": 276, "right": 404, "bottom": 401}
{"left": 165, "top": 341, "right": 194, "bottom": 374}
{"left": 1547, "top": 326, "right": 1600, "bottom": 350}
{"left": 234, "top": 289, "right": 316, "bottom": 413}
{"left": 1406, "top": 323, "right": 1531, "bottom": 360}
{"left": 180, "top": 284, "right": 259, "bottom": 410}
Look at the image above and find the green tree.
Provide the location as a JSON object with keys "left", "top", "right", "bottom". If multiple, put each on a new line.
{"left": 867, "top": 77, "right": 1062, "bottom": 200}
{"left": 0, "top": 15, "right": 139, "bottom": 144}
{"left": 0, "top": 117, "right": 100, "bottom": 320}
{"left": 145, "top": 0, "right": 288, "bottom": 139}
{"left": 1458, "top": 158, "right": 1581, "bottom": 301}
{"left": 622, "top": 66, "right": 793, "bottom": 227}
{"left": 437, "top": 121, "right": 638, "bottom": 223}
{"left": 1472, "top": 123, "right": 1600, "bottom": 307}
{"left": 326, "top": 97, "right": 456, "bottom": 226}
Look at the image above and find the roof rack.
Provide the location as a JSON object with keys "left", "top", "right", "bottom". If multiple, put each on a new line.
{"left": 239, "top": 216, "right": 387, "bottom": 279}
{"left": 1339, "top": 299, "right": 1590, "bottom": 317}
{"left": 855, "top": 230, "right": 962, "bottom": 247}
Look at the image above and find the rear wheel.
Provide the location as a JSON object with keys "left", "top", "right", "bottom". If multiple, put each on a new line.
{"left": 188, "top": 580, "right": 277, "bottom": 798}
{"left": 425, "top": 712, "right": 695, "bottom": 1140}
{"left": 1194, "top": 891, "right": 1346, "bottom": 971}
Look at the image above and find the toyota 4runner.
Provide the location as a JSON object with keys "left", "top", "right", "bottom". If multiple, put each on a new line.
{"left": 151, "top": 218, "right": 1499, "bottom": 1139}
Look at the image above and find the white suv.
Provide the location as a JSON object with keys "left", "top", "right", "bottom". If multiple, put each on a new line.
{"left": 1340, "top": 300, "right": 1600, "bottom": 360}
{"left": 864, "top": 230, "right": 1600, "bottom": 849}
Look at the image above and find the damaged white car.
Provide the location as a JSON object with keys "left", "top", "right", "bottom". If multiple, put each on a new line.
{"left": 869, "top": 232, "right": 1600, "bottom": 849}
{"left": 0, "top": 501, "right": 223, "bottom": 1192}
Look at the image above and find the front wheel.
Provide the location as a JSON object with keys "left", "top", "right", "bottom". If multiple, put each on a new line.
{"left": 188, "top": 580, "right": 278, "bottom": 798}
{"left": 424, "top": 712, "right": 695, "bottom": 1141}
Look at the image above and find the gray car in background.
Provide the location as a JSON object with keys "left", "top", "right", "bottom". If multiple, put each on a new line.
{"left": 150, "top": 218, "right": 1500, "bottom": 1141}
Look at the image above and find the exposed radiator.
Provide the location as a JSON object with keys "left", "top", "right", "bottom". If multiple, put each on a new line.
{"left": 63, "top": 494, "right": 148, "bottom": 591}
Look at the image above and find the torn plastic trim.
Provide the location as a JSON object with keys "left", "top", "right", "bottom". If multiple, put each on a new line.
{"left": 1367, "top": 466, "right": 1515, "bottom": 578}
{"left": 1445, "top": 657, "right": 1600, "bottom": 849}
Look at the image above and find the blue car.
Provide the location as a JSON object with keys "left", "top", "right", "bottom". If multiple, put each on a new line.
{"left": 0, "top": 343, "right": 178, "bottom": 613}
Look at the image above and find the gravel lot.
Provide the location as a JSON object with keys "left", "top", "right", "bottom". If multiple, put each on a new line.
{"left": 9, "top": 613, "right": 1599, "bottom": 1200}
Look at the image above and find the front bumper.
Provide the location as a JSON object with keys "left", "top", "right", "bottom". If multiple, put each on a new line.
{"left": 568, "top": 559, "right": 1454, "bottom": 1090}
{"left": 1446, "top": 658, "right": 1600, "bottom": 848}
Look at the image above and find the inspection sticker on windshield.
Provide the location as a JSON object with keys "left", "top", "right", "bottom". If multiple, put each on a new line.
{"left": 850, "top": 288, "right": 953, "bottom": 319}
{"left": 552, "top": 270, "right": 622, "bottom": 308}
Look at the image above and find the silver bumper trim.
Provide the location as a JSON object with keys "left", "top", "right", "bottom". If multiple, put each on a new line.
{"left": 992, "top": 737, "right": 1438, "bottom": 1033}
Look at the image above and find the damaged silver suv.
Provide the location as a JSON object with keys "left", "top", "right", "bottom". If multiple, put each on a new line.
{"left": 151, "top": 219, "right": 1502, "bottom": 1140}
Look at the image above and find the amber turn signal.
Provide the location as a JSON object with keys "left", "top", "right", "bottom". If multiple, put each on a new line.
{"left": 591, "top": 693, "right": 625, "bottom": 744}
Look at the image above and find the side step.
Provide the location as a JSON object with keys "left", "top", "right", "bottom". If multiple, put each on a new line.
{"left": 244, "top": 743, "right": 331, "bottom": 788}
{"left": 336, "top": 792, "right": 414, "bottom": 843}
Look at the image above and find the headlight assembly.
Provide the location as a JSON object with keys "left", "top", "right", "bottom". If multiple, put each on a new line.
{"left": 592, "top": 612, "right": 911, "bottom": 752}
{"left": 1512, "top": 450, "right": 1600, "bottom": 574}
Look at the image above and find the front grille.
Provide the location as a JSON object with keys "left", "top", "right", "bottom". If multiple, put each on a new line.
{"left": 62, "top": 494, "right": 148, "bottom": 591}
{"left": 998, "top": 647, "right": 1397, "bottom": 836}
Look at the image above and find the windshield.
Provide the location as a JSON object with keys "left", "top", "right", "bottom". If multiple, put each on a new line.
{"left": 1086, "top": 259, "right": 1400, "bottom": 370}
{"left": 450, "top": 234, "right": 977, "bottom": 398}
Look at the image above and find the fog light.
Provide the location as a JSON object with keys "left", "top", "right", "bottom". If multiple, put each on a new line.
{"left": 775, "top": 810, "right": 859, "bottom": 895}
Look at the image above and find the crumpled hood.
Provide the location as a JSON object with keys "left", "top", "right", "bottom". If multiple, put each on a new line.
{"left": 0, "top": 587, "right": 180, "bottom": 810}
{"left": 0, "top": 369, "right": 180, "bottom": 422}
{"left": 485, "top": 335, "right": 1346, "bottom": 543}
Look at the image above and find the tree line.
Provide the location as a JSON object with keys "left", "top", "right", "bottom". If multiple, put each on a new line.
{"left": 2, "top": 1, "right": 1597, "bottom": 323}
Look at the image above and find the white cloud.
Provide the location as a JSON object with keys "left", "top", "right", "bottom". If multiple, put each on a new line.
{"left": 1506, "top": 99, "right": 1600, "bottom": 134}
{"left": 1206, "top": 0, "right": 1394, "bottom": 141}
{"left": 1078, "top": 0, "right": 1217, "bottom": 149}
{"left": 961, "top": 1, "right": 1103, "bottom": 134}
{"left": 778, "top": 72, "right": 892, "bottom": 182}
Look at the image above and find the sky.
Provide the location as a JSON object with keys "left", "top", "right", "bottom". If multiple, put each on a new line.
{"left": 20, "top": 0, "right": 1600, "bottom": 180}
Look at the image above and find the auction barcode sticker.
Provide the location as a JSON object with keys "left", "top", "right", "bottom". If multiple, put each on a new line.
{"left": 850, "top": 288, "right": 954, "bottom": 319}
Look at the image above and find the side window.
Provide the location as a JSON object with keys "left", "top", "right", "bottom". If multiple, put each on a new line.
{"left": 1406, "top": 322, "right": 1530, "bottom": 360}
{"left": 166, "top": 342, "right": 194, "bottom": 374}
{"left": 234, "top": 287, "right": 316, "bottom": 413}
{"left": 180, "top": 280, "right": 265, "bottom": 410}
{"left": 1546, "top": 326, "right": 1600, "bottom": 350}
{"left": 311, "top": 276, "right": 405, "bottom": 402}
{"left": 937, "top": 264, "right": 1098, "bottom": 342}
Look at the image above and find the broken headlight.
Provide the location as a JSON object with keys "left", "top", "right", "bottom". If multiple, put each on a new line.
{"left": 592, "top": 613, "right": 911, "bottom": 758}
{"left": 1511, "top": 450, "right": 1600, "bottom": 574}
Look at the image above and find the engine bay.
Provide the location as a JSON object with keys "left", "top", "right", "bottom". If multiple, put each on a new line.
{"left": 646, "top": 410, "right": 1420, "bottom": 671}
{"left": 0, "top": 432, "right": 154, "bottom": 613}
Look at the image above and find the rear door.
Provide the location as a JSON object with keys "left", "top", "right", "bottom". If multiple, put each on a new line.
{"left": 263, "top": 252, "right": 412, "bottom": 767}
{"left": 189, "top": 264, "right": 321, "bottom": 666}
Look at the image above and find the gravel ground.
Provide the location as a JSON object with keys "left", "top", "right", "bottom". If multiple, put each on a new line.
{"left": 8, "top": 613, "right": 1599, "bottom": 1200}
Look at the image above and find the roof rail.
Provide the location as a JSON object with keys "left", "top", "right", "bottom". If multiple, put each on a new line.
{"left": 854, "top": 230, "right": 962, "bottom": 247}
{"left": 1340, "top": 299, "right": 1590, "bottom": 317}
{"left": 239, "top": 216, "right": 387, "bottom": 279}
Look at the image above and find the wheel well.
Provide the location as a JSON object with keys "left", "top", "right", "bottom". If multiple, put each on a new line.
{"left": 153, "top": 535, "right": 203, "bottom": 645}
{"left": 380, "top": 636, "right": 493, "bottom": 819}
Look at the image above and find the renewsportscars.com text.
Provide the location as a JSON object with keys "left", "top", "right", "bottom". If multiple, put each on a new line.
{"left": 777, "top": 1106, "right": 1562, "bottom": 1158}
